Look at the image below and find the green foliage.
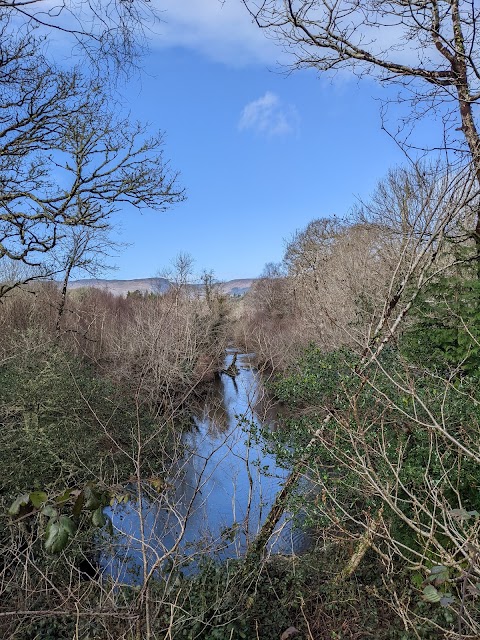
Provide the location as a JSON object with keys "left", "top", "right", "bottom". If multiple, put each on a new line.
{"left": 0, "top": 343, "right": 167, "bottom": 501}
{"left": 44, "top": 515, "right": 76, "bottom": 553}
{"left": 29, "top": 490, "right": 48, "bottom": 508}
{"left": 272, "top": 344, "right": 359, "bottom": 408}
{"left": 138, "top": 557, "right": 307, "bottom": 639}
{"left": 7, "top": 481, "right": 116, "bottom": 552}
{"left": 401, "top": 255, "right": 480, "bottom": 376}
{"left": 264, "top": 331, "right": 480, "bottom": 635}
{"left": 8, "top": 482, "right": 129, "bottom": 553}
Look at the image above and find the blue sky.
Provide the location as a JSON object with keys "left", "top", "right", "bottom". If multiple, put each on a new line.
{"left": 90, "top": 0, "right": 436, "bottom": 281}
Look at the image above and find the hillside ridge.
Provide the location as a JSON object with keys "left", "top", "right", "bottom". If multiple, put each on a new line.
{"left": 68, "top": 277, "right": 254, "bottom": 297}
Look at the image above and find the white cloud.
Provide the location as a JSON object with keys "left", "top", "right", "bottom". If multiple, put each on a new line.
{"left": 150, "top": 0, "right": 280, "bottom": 66}
{"left": 238, "top": 92, "right": 299, "bottom": 137}
{"left": 148, "top": 0, "right": 432, "bottom": 71}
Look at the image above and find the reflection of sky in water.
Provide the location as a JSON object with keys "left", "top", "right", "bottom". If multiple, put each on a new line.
{"left": 102, "top": 351, "right": 304, "bottom": 584}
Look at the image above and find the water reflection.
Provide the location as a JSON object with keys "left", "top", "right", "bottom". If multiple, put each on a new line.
{"left": 102, "top": 351, "right": 304, "bottom": 584}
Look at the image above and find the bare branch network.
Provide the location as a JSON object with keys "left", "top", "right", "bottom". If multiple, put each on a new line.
{"left": 0, "top": 14, "right": 185, "bottom": 297}
{"left": 243, "top": 1, "right": 480, "bottom": 178}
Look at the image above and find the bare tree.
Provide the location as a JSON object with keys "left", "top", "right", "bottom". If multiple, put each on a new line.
{"left": 53, "top": 226, "right": 121, "bottom": 334}
{"left": 236, "top": 261, "right": 302, "bottom": 371}
{"left": 284, "top": 218, "right": 343, "bottom": 293}
{"left": 242, "top": 1, "right": 480, "bottom": 239}
{"left": 0, "top": 25, "right": 185, "bottom": 299}
{"left": 0, "top": 0, "right": 157, "bottom": 70}
{"left": 158, "top": 252, "right": 197, "bottom": 305}
{"left": 252, "top": 262, "right": 290, "bottom": 319}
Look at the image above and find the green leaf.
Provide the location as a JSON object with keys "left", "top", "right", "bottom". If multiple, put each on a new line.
{"left": 83, "top": 486, "right": 101, "bottom": 511}
{"left": 29, "top": 491, "right": 47, "bottom": 508}
{"left": 44, "top": 520, "right": 64, "bottom": 553}
{"left": 112, "top": 492, "right": 130, "bottom": 505}
{"left": 148, "top": 477, "right": 164, "bottom": 492}
{"left": 55, "top": 489, "right": 73, "bottom": 504}
{"left": 72, "top": 492, "right": 85, "bottom": 517}
{"left": 58, "top": 515, "right": 76, "bottom": 537}
{"left": 423, "top": 585, "right": 442, "bottom": 603}
{"left": 41, "top": 506, "right": 58, "bottom": 518}
{"left": 44, "top": 516, "right": 76, "bottom": 553}
{"left": 92, "top": 507, "right": 106, "bottom": 528}
{"left": 8, "top": 493, "right": 30, "bottom": 516}
{"left": 428, "top": 565, "right": 449, "bottom": 586}
{"left": 411, "top": 572, "right": 423, "bottom": 588}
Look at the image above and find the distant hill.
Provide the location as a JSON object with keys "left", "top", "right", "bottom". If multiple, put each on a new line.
{"left": 216, "top": 279, "right": 254, "bottom": 297}
{"left": 68, "top": 277, "right": 255, "bottom": 297}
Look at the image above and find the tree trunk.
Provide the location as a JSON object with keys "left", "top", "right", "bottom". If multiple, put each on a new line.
{"left": 451, "top": 3, "right": 480, "bottom": 276}
{"left": 244, "top": 467, "right": 301, "bottom": 567}
{"left": 334, "top": 508, "right": 383, "bottom": 584}
{"left": 56, "top": 261, "right": 73, "bottom": 336}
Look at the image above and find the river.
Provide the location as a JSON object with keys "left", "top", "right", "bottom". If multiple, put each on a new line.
{"left": 102, "top": 350, "right": 304, "bottom": 583}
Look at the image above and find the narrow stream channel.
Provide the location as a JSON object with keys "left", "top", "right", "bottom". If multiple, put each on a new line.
{"left": 102, "top": 351, "right": 305, "bottom": 583}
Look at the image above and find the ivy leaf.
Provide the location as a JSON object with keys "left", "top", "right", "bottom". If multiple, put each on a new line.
{"left": 8, "top": 493, "right": 30, "bottom": 516}
{"left": 29, "top": 491, "right": 47, "bottom": 508}
{"left": 92, "top": 507, "right": 106, "bottom": 527}
{"left": 44, "top": 520, "right": 63, "bottom": 553}
{"left": 72, "top": 492, "right": 85, "bottom": 517}
{"left": 55, "top": 489, "right": 73, "bottom": 504}
{"left": 44, "top": 516, "right": 76, "bottom": 553}
{"left": 428, "top": 565, "right": 449, "bottom": 586}
{"left": 59, "top": 515, "right": 76, "bottom": 536}
{"left": 411, "top": 573, "right": 423, "bottom": 588}
{"left": 423, "top": 585, "right": 442, "bottom": 603}
{"left": 83, "top": 486, "right": 101, "bottom": 511}
{"left": 41, "top": 505, "right": 58, "bottom": 518}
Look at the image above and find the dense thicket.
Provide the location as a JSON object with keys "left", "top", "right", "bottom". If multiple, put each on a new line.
{"left": 235, "top": 163, "right": 480, "bottom": 638}
{"left": 0, "top": 283, "right": 232, "bottom": 638}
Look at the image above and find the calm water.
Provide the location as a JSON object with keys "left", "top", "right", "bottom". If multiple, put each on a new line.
{"left": 102, "top": 351, "right": 304, "bottom": 583}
